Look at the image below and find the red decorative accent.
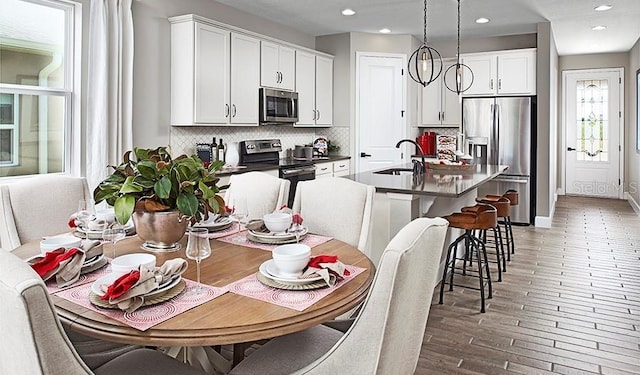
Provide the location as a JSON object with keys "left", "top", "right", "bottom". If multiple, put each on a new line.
{"left": 100, "top": 270, "right": 141, "bottom": 301}
{"left": 68, "top": 218, "right": 77, "bottom": 228}
{"left": 292, "top": 214, "right": 304, "bottom": 225}
{"left": 31, "top": 248, "right": 80, "bottom": 277}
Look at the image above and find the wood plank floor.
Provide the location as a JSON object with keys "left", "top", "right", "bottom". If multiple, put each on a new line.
{"left": 417, "top": 196, "right": 640, "bottom": 375}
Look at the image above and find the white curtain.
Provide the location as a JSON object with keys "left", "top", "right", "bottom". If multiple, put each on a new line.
{"left": 86, "top": 0, "right": 134, "bottom": 191}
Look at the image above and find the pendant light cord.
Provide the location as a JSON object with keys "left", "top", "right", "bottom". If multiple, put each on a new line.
{"left": 423, "top": 0, "right": 428, "bottom": 45}
{"left": 456, "top": 0, "right": 460, "bottom": 63}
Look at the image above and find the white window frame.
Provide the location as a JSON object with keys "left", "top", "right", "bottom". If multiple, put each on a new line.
{"left": 0, "top": 0, "right": 81, "bottom": 179}
{"left": 0, "top": 93, "right": 19, "bottom": 166}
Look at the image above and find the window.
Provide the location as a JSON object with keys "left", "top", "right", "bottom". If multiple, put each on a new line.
{"left": 0, "top": 0, "right": 80, "bottom": 178}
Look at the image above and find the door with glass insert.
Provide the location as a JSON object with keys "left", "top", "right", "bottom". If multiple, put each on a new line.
{"left": 565, "top": 69, "right": 622, "bottom": 198}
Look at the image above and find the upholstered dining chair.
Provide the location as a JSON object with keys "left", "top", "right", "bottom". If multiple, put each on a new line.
{"left": 229, "top": 217, "right": 449, "bottom": 375}
{"left": 0, "top": 250, "right": 207, "bottom": 375}
{"left": 292, "top": 177, "right": 375, "bottom": 255}
{"left": 223, "top": 172, "right": 290, "bottom": 220}
{"left": 0, "top": 174, "right": 92, "bottom": 250}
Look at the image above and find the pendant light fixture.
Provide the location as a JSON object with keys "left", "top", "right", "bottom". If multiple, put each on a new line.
{"left": 444, "top": 0, "right": 473, "bottom": 95}
{"left": 407, "top": 0, "right": 442, "bottom": 87}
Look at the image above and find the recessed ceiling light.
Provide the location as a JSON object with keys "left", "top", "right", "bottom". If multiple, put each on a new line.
{"left": 475, "top": 17, "right": 490, "bottom": 24}
{"left": 379, "top": 28, "right": 391, "bottom": 34}
{"left": 341, "top": 8, "right": 356, "bottom": 16}
{"left": 592, "top": 25, "right": 607, "bottom": 31}
{"left": 594, "top": 5, "right": 612, "bottom": 11}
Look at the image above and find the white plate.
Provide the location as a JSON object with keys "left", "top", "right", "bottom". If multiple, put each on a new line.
{"left": 82, "top": 254, "right": 103, "bottom": 268}
{"left": 91, "top": 273, "right": 181, "bottom": 297}
{"left": 193, "top": 215, "right": 233, "bottom": 229}
{"left": 258, "top": 259, "right": 322, "bottom": 285}
{"left": 249, "top": 227, "right": 308, "bottom": 241}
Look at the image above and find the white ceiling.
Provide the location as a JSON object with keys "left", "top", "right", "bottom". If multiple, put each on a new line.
{"left": 216, "top": 0, "right": 640, "bottom": 56}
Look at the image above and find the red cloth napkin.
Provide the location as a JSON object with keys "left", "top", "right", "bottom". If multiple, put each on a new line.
{"left": 31, "top": 248, "right": 80, "bottom": 277}
{"left": 292, "top": 214, "right": 304, "bottom": 225}
{"left": 308, "top": 255, "right": 350, "bottom": 277}
{"left": 101, "top": 270, "right": 141, "bottom": 301}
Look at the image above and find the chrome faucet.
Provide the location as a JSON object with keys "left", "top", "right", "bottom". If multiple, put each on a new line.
{"left": 395, "top": 139, "right": 425, "bottom": 175}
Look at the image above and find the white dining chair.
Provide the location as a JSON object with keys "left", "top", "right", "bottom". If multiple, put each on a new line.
{"left": 229, "top": 217, "right": 449, "bottom": 375}
{"left": 292, "top": 177, "right": 375, "bottom": 254}
{"left": 223, "top": 172, "right": 290, "bottom": 220}
{"left": 0, "top": 249, "right": 208, "bottom": 375}
{"left": 0, "top": 174, "right": 92, "bottom": 250}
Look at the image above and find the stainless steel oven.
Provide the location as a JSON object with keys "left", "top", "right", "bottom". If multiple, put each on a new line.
{"left": 279, "top": 163, "right": 316, "bottom": 207}
{"left": 259, "top": 88, "right": 298, "bottom": 124}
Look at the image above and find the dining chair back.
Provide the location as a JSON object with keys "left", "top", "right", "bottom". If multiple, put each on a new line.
{"left": 0, "top": 175, "right": 92, "bottom": 250}
{"left": 292, "top": 177, "right": 375, "bottom": 254}
{"left": 223, "top": 172, "right": 290, "bottom": 220}
{"left": 230, "top": 217, "right": 449, "bottom": 375}
{"left": 0, "top": 250, "right": 207, "bottom": 375}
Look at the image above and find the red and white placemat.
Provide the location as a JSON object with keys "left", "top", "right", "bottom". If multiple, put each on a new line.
{"left": 226, "top": 265, "right": 366, "bottom": 311}
{"left": 217, "top": 230, "right": 333, "bottom": 251}
{"left": 204, "top": 224, "right": 241, "bottom": 239}
{"left": 55, "top": 279, "right": 228, "bottom": 331}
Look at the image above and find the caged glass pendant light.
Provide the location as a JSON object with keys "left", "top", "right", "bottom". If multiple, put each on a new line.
{"left": 408, "top": 0, "right": 443, "bottom": 87}
{"left": 444, "top": 0, "right": 473, "bottom": 96}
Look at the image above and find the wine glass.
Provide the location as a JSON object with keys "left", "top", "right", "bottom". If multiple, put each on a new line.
{"left": 185, "top": 227, "right": 211, "bottom": 294}
{"left": 102, "top": 226, "right": 126, "bottom": 259}
{"left": 229, "top": 196, "right": 248, "bottom": 232}
{"left": 289, "top": 214, "right": 306, "bottom": 244}
{"left": 76, "top": 200, "right": 96, "bottom": 241}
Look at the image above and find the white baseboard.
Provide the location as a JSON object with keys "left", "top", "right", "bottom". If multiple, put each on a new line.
{"left": 535, "top": 196, "right": 557, "bottom": 228}
{"left": 626, "top": 192, "right": 640, "bottom": 216}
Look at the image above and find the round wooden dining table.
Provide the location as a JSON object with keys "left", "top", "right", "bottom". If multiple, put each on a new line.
{"left": 13, "top": 234, "right": 374, "bottom": 349}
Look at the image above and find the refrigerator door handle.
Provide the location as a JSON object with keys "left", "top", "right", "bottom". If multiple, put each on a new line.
{"left": 492, "top": 103, "right": 500, "bottom": 165}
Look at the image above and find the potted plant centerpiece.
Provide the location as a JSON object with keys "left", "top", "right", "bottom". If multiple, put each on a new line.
{"left": 94, "top": 146, "right": 227, "bottom": 251}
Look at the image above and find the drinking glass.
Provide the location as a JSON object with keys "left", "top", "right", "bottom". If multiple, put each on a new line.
{"left": 229, "top": 196, "right": 248, "bottom": 232}
{"left": 102, "top": 226, "right": 126, "bottom": 259}
{"left": 185, "top": 227, "right": 211, "bottom": 294}
{"left": 76, "top": 200, "right": 96, "bottom": 241}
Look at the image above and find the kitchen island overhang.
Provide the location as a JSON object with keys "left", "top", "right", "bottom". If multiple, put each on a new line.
{"left": 344, "top": 164, "right": 509, "bottom": 267}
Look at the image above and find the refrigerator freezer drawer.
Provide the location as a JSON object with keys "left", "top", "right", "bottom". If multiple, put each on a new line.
{"left": 477, "top": 177, "right": 532, "bottom": 225}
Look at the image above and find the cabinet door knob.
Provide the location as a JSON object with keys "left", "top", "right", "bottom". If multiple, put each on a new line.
{"left": 441, "top": 111, "right": 445, "bottom": 121}
{"left": 498, "top": 79, "right": 502, "bottom": 90}
{"left": 312, "top": 110, "right": 316, "bottom": 120}
{"left": 316, "top": 110, "right": 320, "bottom": 120}
{"left": 225, "top": 104, "right": 230, "bottom": 118}
{"left": 490, "top": 79, "right": 494, "bottom": 90}
{"left": 232, "top": 104, "right": 237, "bottom": 117}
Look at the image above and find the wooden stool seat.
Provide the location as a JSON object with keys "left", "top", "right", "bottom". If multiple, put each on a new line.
{"left": 476, "top": 196, "right": 511, "bottom": 218}
{"left": 503, "top": 189, "right": 519, "bottom": 206}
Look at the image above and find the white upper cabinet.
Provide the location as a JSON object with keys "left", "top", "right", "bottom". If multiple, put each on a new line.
{"left": 421, "top": 58, "right": 460, "bottom": 127}
{"left": 230, "top": 33, "right": 260, "bottom": 125}
{"left": 170, "top": 18, "right": 260, "bottom": 126}
{"left": 461, "top": 48, "right": 536, "bottom": 96}
{"left": 260, "top": 41, "right": 295, "bottom": 91}
{"left": 295, "top": 51, "right": 333, "bottom": 127}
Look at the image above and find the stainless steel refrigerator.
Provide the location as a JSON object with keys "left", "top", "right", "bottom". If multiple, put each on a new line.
{"left": 462, "top": 97, "right": 536, "bottom": 224}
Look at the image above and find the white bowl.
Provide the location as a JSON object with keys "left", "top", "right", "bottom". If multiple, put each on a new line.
{"left": 263, "top": 212, "right": 292, "bottom": 233}
{"left": 110, "top": 253, "right": 156, "bottom": 275}
{"left": 40, "top": 236, "right": 82, "bottom": 255}
{"left": 272, "top": 244, "right": 311, "bottom": 277}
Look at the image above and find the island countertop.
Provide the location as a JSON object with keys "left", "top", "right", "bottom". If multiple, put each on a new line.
{"left": 345, "top": 164, "right": 509, "bottom": 198}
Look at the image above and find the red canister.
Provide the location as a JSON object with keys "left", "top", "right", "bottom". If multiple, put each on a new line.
{"left": 420, "top": 132, "right": 436, "bottom": 156}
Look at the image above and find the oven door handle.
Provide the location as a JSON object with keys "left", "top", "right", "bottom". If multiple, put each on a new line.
{"left": 281, "top": 166, "right": 316, "bottom": 176}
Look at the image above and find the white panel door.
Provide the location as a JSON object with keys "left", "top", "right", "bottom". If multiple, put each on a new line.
{"left": 194, "top": 23, "right": 229, "bottom": 124}
{"left": 230, "top": 33, "right": 260, "bottom": 125}
{"left": 421, "top": 76, "right": 441, "bottom": 125}
{"left": 565, "top": 69, "right": 622, "bottom": 198}
{"left": 462, "top": 54, "right": 496, "bottom": 96}
{"left": 357, "top": 54, "right": 405, "bottom": 173}
{"left": 315, "top": 55, "right": 333, "bottom": 126}
{"left": 260, "top": 40, "right": 280, "bottom": 88}
{"left": 498, "top": 51, "right": 536, "bottom": 95}
{"left": 295, "top": 50, "right": 316, "bottom": 125}
{"left": 278, "top": 46, "right": 295, "bottom": 91}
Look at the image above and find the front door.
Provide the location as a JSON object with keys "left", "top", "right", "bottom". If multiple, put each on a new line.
{"left": 564, "top": 69, "right": 623, "bottom": 198}
{"left": 356, "top": 53, "right": 406, "bottom": 173}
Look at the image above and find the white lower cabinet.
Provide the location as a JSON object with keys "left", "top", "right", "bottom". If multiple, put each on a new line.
{"left": 315, "top": 160, "right": 350, "bottom": 178}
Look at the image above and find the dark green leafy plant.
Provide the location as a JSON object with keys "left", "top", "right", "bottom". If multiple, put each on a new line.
{"left": 93, "top": 147, "right": 228, "bottom": 225}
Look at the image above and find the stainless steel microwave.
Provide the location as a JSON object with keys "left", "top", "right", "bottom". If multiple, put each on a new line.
{"left": 259, "top": 88, "right": 298, "bottom": 124}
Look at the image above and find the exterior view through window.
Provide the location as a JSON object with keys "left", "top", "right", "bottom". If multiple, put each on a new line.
{"left": 0, "top": 0, "right": 78, "bottom": 177}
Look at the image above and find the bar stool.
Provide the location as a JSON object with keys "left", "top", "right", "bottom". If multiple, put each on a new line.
{"left": 474, "top": 196, "right": 510, "bottom": 281}
{"left": 502, "top": 189, "right": 519, "bottom": 257}
{"left": 439, "top": 204, "right": 497, "bottom": 313}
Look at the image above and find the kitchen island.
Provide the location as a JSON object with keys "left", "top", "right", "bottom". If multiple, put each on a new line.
{"left": 345, "top": 164, "right": 508, "bottom": 265}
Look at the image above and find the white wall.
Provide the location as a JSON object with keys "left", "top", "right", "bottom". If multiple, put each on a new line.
{"left": 131, "top": 0, "right": 315, "bottom": 148}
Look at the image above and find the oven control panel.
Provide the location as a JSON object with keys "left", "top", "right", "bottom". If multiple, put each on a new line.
{"left": 240, "top": 139, "right": 282, "bottom": 154}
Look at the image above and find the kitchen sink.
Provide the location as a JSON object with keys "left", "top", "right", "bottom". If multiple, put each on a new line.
{"left": 373, "top": 168, "right": 415, "bottom": 176}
